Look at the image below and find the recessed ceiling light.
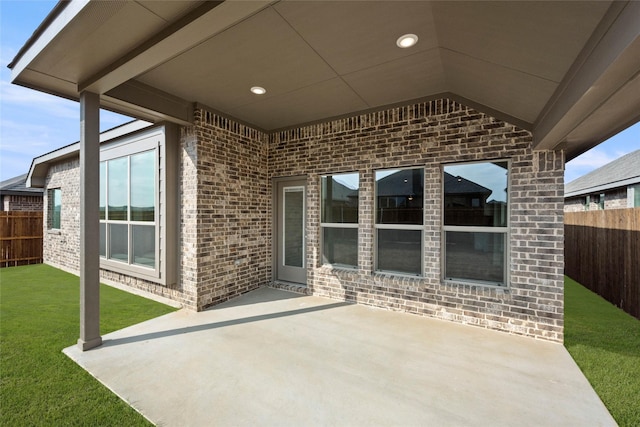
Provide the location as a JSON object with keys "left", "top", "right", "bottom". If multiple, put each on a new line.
{"left": 396, "top": 34, "right": 418, "bottom": 48}
{"left": 250, "top": 86, "right": 266, "bottom": 95}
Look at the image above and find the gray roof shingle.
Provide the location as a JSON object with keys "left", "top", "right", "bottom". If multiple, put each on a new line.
{"left": 565, "top": 149, "right": 640, "bottom": 197}
{"left": 0, "top": 174, "right": 44, "bottom": 196}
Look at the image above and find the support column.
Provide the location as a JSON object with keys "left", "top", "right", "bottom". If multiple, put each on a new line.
{"left": 78, "top": 91, "right": 102, "bottom": 351}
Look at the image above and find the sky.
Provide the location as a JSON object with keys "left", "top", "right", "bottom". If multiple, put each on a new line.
{"left": 1, "top": 1, "right": 639, "bottom": 184}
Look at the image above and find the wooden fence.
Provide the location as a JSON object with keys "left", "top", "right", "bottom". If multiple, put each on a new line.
{"left": 565, "top": 209, "right": 640, "bottom": 319}
{"left": 0, "top": 211, "right": 43, "bottom": 268}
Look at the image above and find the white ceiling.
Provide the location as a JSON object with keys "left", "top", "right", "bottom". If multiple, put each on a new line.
{"left": 9, "top": 0, "right": 640, "bottom": 159}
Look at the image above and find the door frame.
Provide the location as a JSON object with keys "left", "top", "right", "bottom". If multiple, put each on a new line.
{"left": 272, "top": 176, "right": 308, "bottom": 284}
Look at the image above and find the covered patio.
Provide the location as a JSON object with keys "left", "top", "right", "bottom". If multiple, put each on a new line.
{"left": 64, "top": 286, "right": 615, "bottom": 426}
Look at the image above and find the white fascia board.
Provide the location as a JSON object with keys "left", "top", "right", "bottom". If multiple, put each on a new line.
{"left": 10, "top": 0, "right": 90, "bottom": 84}
{"left": 564, "top": 175, "right": 640, "bottom": 198}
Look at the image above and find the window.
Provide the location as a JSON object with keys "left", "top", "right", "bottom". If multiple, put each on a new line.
{"left": 599, "top": 193, "right": 605, "bottom": 210}
{"left": 633, "top": 185, "right": 640, "bottom": 208}
{"left": 443, "top": 161, "right": 508, "bottom": 286}
{"left": 96, "top": 124, "right": 178, "bottom": 285}
{"left": 48, "top": 188, "right": 61, "bottom": 229}
{"left": 584, "top": 195, "right": 590, "bottom": 211}
{"left": 375, "top": 168, "right": 424, "bottom": 275}
{"left": 321, "top": 173, "right": 359, "bottom": 268}
{"left": 100, "top": 149, "right": 157, "bottom": 269}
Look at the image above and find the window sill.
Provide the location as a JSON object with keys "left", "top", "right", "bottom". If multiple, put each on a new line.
{"left": 373, "top": 271, "right": 423, "bottom": 280}
{"left": 100, "top": 258, "right": 164, "bottom": 285}
{"left": 442, "top": 278, "right": 509, "bottom": 291}
{"left": 320, "top": 264, "right": 358, "bottom": 272}
{"left": 47, "top": 229, "right": 62, "bottom": 235}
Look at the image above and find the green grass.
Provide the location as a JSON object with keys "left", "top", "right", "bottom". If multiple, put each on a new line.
{"left": 564, "top": 276, "right": 640, "bottom": 426}
{"left": 0, "top": 264, "right": 177, "bottom": 426}
{"left": 2, "top": 266, "right": 638, "bottom": 425}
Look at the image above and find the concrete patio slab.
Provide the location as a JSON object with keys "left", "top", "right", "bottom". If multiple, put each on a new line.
{"left": 64, "top": 287, "right": 615, "bottom": 426}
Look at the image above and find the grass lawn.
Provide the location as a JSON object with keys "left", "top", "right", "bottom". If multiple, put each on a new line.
{"left": 0, "top": 264, "right": 177, "bottom": 426}
{"left": 564, "top": 276, "right": 640, "bottom": 427}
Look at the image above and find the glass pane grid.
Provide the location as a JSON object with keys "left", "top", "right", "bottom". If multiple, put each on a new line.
{"left": 443, "top": 161, "right": 509, "bottom": 287}
{"left": 102, "top": 149, "right": 158, "bottom": 271}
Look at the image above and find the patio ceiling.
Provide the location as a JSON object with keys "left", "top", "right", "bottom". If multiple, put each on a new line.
{"left": 9, "top": 0, "right": 640, "bottom": 160}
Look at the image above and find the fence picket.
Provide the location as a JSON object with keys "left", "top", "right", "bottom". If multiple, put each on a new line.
{"left": 0, "top": 211, "right": 43, "bottom": 268}
{"left": 565, "top": 208, "right": 640, "bottom": 319}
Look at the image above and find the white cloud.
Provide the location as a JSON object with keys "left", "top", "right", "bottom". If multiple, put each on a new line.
{"left": 0, "top": 80, "right": 78, "bottom": 120}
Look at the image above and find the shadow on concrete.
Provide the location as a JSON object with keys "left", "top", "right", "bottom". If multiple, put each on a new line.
{"left": 102, "top": 301, "right": 351, "bottom": 348}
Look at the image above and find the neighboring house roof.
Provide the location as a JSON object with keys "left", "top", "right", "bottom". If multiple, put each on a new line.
{"left": 7, "top": 1, "right": 640, "bottom": 160}
{"left": 377, "top": 169, "right": 423, "bottom": 197}
{"left": 328, "top": 179, "right": 357, "bottom": 203}
{"left": 443, "top": 172, "right": 492, "bottom": 198}
{"left": 0, "top": 174, "right": 44, "bottom": 197}
{"left": 27, "top": 120, "right": 151, "bottom": 188}
{"left": 565, "top": 149, "right": 640, "bottom": 198}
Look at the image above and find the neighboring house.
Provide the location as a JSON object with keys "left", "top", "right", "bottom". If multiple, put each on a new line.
{"left": 565, "top": 150, "right": 640, "bottom": 212}
{"left": 10, "top": 1, "right": 640, "bottom": 349}
{"left": 0, "top": 174, "right": 43, "bottom": 211}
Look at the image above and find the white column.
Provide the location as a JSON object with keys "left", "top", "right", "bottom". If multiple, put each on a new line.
{"left": 78, "top": 91, "right": 102, "bottom": 351}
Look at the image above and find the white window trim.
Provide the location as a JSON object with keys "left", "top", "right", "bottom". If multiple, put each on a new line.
{"left": 441, "top": 159, "right": 511, "bottom": 288}
{"left": 98, "top": 124, "right": 178, "bottom": 286}
{"left": 374, "top": 167, "right": 425, "bottom": 277}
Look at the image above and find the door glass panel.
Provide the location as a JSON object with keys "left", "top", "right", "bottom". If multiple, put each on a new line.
{"left": 284, "top": 187, "right": 304, "bottom": 268}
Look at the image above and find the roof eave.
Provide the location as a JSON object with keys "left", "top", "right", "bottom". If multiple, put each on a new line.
{"left": 565, "top": 175, "right": 640, "bottom": 198}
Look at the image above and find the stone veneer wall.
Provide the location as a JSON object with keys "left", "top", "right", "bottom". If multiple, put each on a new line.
{"left": 267, "top": 99, "right": 565, "bottom": 341}
{"left": 2, "top": 195, "right": 43, "bottom": 211}
{"left": 187, "top": 109, "right": 271, "bottom": 310}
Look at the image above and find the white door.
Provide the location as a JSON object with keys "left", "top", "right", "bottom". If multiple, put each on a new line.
{"left": 276, "top": 180, "right": 307, "bottom": 284}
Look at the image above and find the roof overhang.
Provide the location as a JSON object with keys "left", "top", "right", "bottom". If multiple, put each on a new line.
{"left": 27, "top": 120, "right": 151, "bottom": 188}
{"left": 564, "top": 175, "right": 640, "bottom": 198}
{"left": 10, "top": 0, "right": 640, "bottom": 161}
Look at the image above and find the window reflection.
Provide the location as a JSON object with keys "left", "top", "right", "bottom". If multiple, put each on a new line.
{"left": 130, "top": 151, "right": 155, "bottom": 222}
{"left": 444, "top": 161, "right": 508, "bottom": 227}
{"left": 375, "top": 168, "right": 423, "bottom": 275}
{"left": 321, "top": 173, "right": 359, "bottom": 268}
{"left": 376, "top": 169, "right": 423, "bottom": 225}
{"left": 321, "top": 174, "right": 359, "bottom": 224}
{"left": 108, "top": 157, "right": 128, "bottom": 221}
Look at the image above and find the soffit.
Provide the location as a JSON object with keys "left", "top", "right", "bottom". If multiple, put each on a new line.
{"left": 28, "top": 1, "right": 204, "bottom": 83}
{"left": 10, "top": 0, "right": 638, "bottom": 158}
{"left": 135, "top": 0, "right": 610, "bottom": 131}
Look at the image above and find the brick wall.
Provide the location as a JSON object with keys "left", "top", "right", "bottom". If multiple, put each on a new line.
{"left": 42, "top": 98, "right": 565, "bottom": 341}
{"left": 2, "top": 195, "right": 43, "bottom": 211}
{"left": 189, "top": 110, "right": 271, "bottom": 310}
{"left": 267, "top": 99, "right": 565, "bottom": 341}
{"left": 565, "top": 187, "right": 629, "bottom": 212}
{"left": 44, "top": 159, "right": 81, "bottom": 271}
{"left": 605, "top": 188, "right": 628, "bottom": 209}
